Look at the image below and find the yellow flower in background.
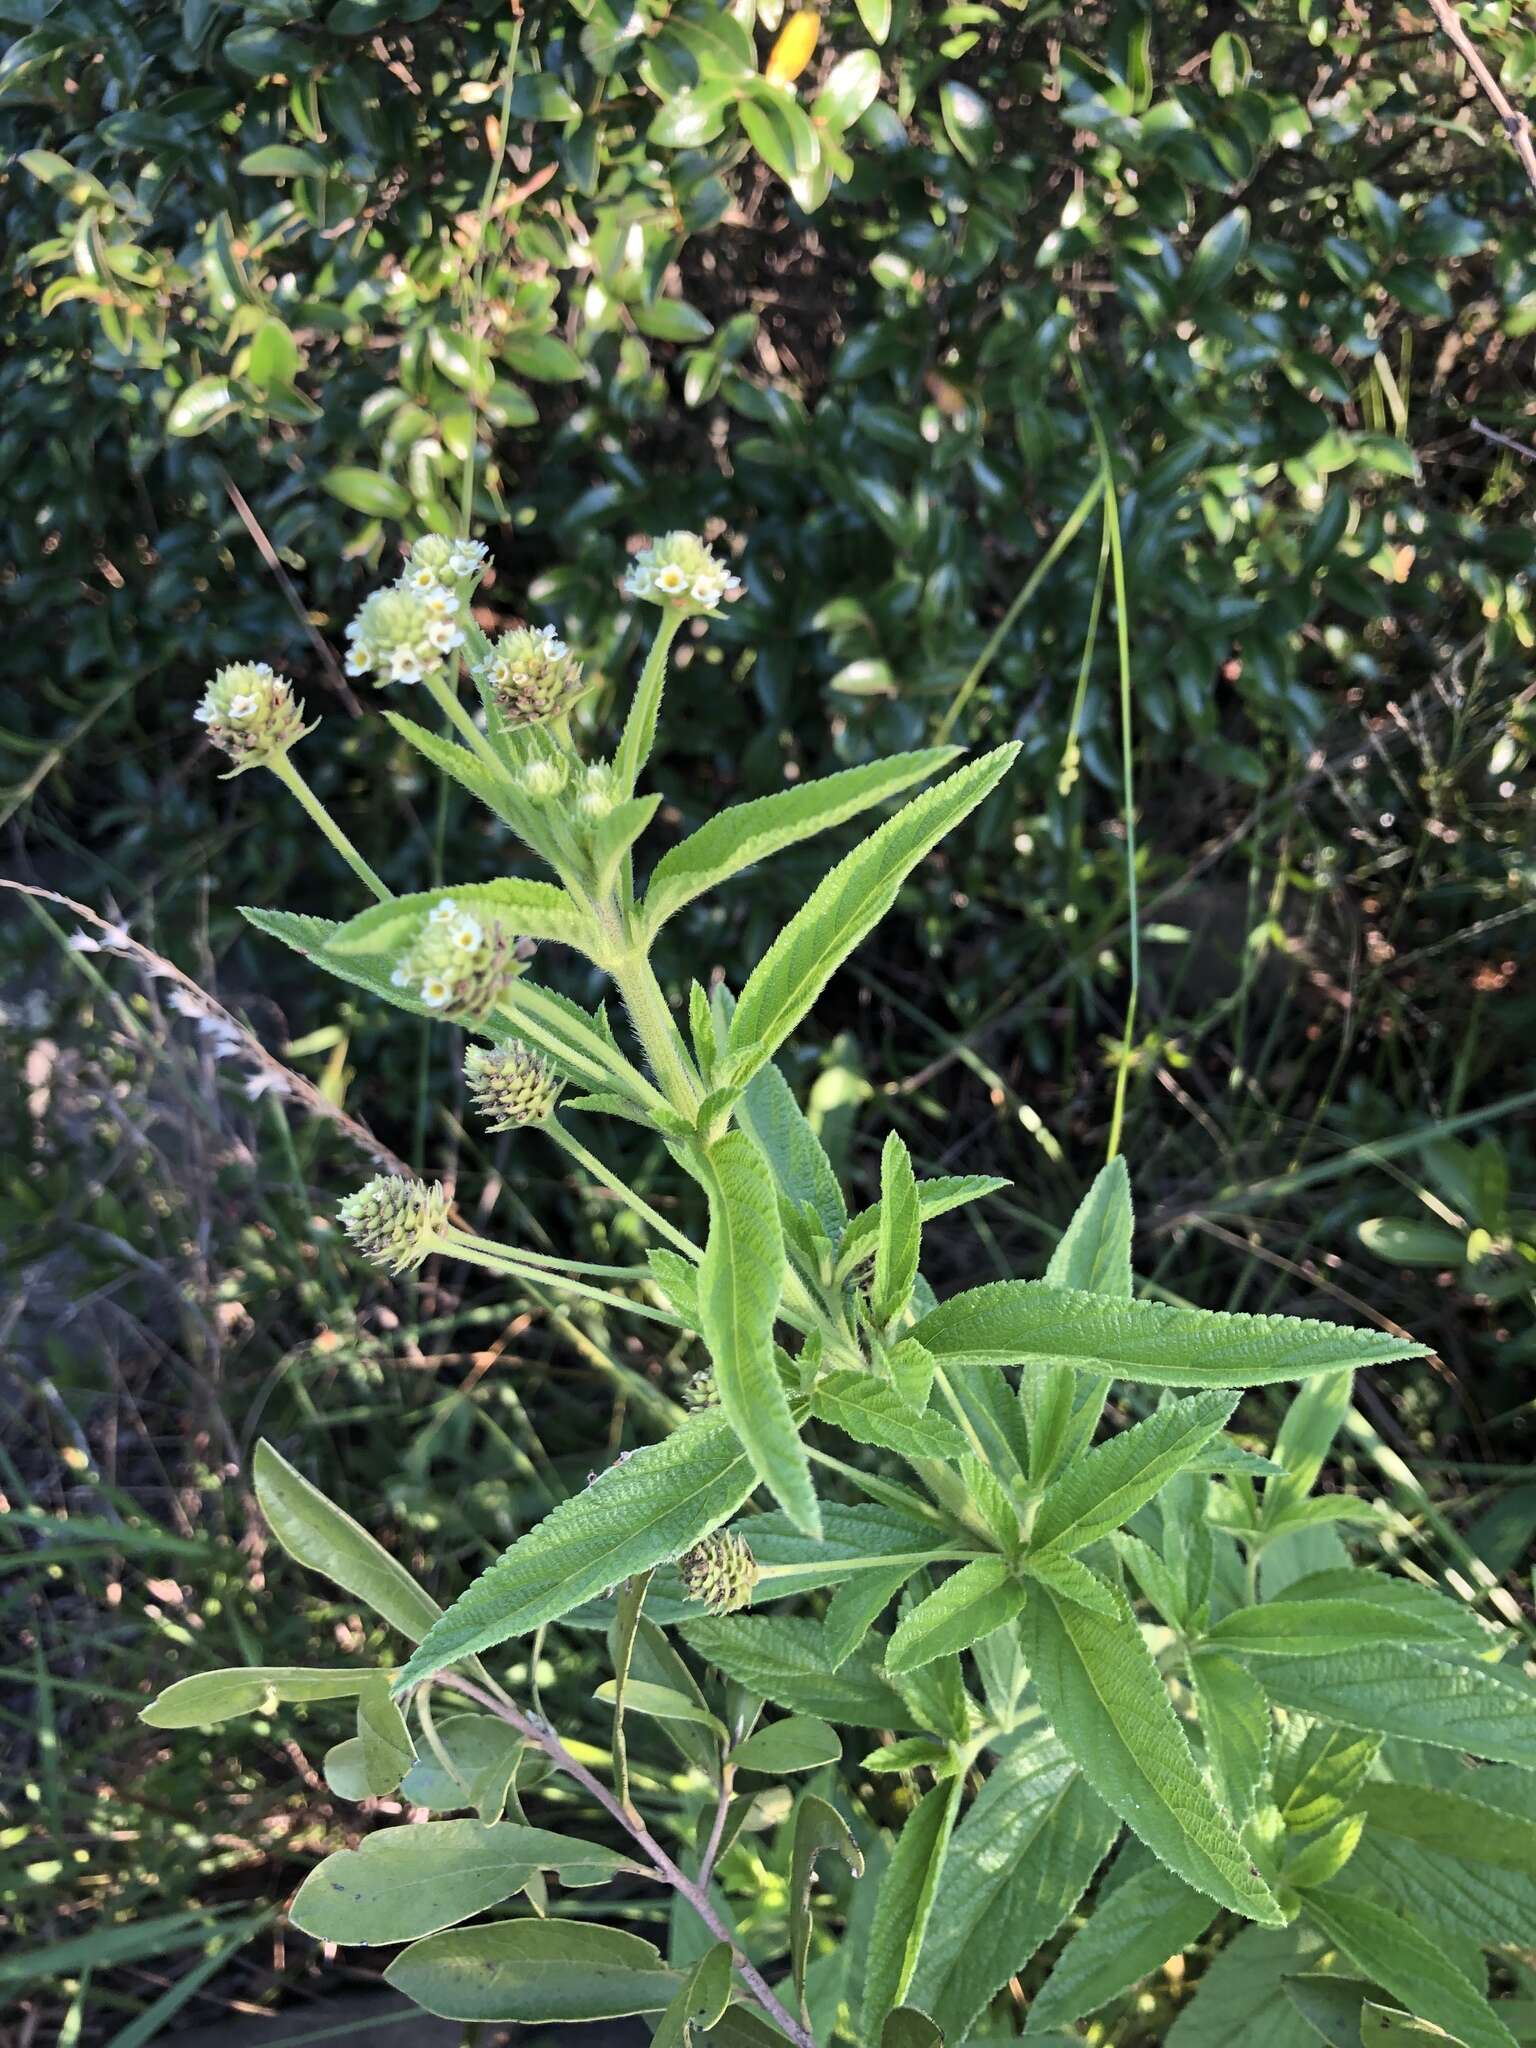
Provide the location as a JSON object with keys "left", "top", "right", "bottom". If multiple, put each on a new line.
{"left": 764, "top": 8, "right": 820, "bottom": 84}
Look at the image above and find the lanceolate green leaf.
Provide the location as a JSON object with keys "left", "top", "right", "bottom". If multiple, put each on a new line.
{"left": 862, "top": 1775, "right": 964, "bottom": 2036}
{"left": 885, "top": 1560, "right": 1028, "bottom": 1674}
{"left": 355, "top": 1675, "right": 414, "bottom": 1795}
{"left": 1026, "top": 1860, "right": 1216, "bottom": 2034}
{"left": 1019, "top": 1584, "right": 1283, "bottom": 1923}
{"left": 1190, "top": 1652, "right": 1270, "bottom": 1822}
{"left": 810, "top": 1371, "right": 971, "bottom": 1463}
{"left": 912, "top": 1280, "right": 1426, "bottom": 1385}
{"left": 681, "top": 1613, "right": 918, "bottom": 1728}
{"left": 1205, "top": 1598, "right": 1468, "bottom": 1657}
{"left": 253, "top": 1440, "right": 441, "bottom": 1642}
{"left": 1355, "top": 1781, "right": 1536, "bottom": 1876}
{"left": 1031, "top": 1391, "right": 1238, "bottom": 1554}
{"left": 736, "top": 1056, "right": 846, "bottom": 1236}
{"left": 872, "top": 1132, "right": 921, "bottom": 1328}
{"left": 698, "top": 1131, "right": 818, "bottom": 1538}
{"left": 1249, "top": 1645, "right": 1536, "bottom": 1767}
{"left": 395, "top": 1415, "right": 756, "bottom": 1690}
{"left": 385, "top": 1920, "right": 681, "bottom": 2023}
{"left": 141, "top": 1667, "right": 383, "bottom": 1727}
{"left": 1045, "top": 1156, "right": 1134, "bottom": 1297}
{"left": 906, "top": 1731, "right": 1119, "bottom": 2041}
{"left": 290, "top": 1819, "right": 637, "bottom": 1944}
{"left": 839, "top": 1175, "right": 1010, "bottom": 1274}
{"left": 726, "top": 746, "right": 1019, "bottom": 1083}
{"left": 643, "top": 747, "right": 961, "bottom": 933}
{"left": 1299, "top": 1889, "right": 1516, "bottom": 2048}
{"left": 325, "top": 878, "right": 600, "bottom": 959}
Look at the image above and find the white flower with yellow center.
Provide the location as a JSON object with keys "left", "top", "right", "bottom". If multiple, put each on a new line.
{"left": 195, "top": 661, "right": 312, "bottom": 773}
{"left": 624, "top": 531, "right": 743, "bottom": 615}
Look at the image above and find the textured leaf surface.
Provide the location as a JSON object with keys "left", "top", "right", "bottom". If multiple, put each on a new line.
{"left": 1020, "top": 1584, "right": 1283, "bottom": 1922}
{"left": 1206, "top": 1598, "right": 1466, "bottom": 1657}
{"left": 1165, "top": 1923, "right": 1329, "bottom": 2048}
{"left": 1355, "top": 1780, "right": 1536, "bottom": 1877}
{"left": 906, "top": 1731, "right": 1119, "bottom": 2041}
{"left": 1026, "top": 1860, "right": 1216, "bottom": 2033}
{"left": 699, "top": 1132, "right": 817, "bottom": 1536}
{"left": 1191, "top": 1652, "right": 1271, "bottom": 1821}
{"left": 253, "top": 1440, "right": 441, "bottom": 1642}
{"left": 736, "top": 1057, "right": 846, "bottom": 1236}
{"left": 727, "top": 746, "right": 1018, "bottom": 1082}
{"left": 1252, "top": 1645, "right": 1536, "bottom": 1766}
{"left": 885, "top": 1560, "right": 1028, "bottom": 1673}
{"left": 872, "top": 1132, "right": 921, "bottom": 1328}
{"left": 1045, "top": 1157, "right": 1134, "bottom": 1297}
{"left": 839, "top": 1175, "right": 1009, "bottom": 1271}
{"left": 396, "top": 1415, "right": 755, "bottom": 1689}
{"left": 810, "top": 1372, "right": 970, "bottom": 1463}
{"left": 682, "top": 1613, "right": 917, "bottom": 1727}
{"left": 386, "top": 1920, "right": 680, "bottom": 2022}
{"left": 913, "top": 1280, "right": 1426, "bottom": 1384}
{"left": 644, "top": 747, "right": 959, "bottom": 931}
{"left": 1032, "top": 1391, "right": 1237, "bottom": 1553}
{"left": 1300, "top": 1889, "right": 1515, "bottom": 2048}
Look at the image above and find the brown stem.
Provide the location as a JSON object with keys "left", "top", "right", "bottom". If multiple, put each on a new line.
{"left": 432, "top": 1674, "right": 815, "bottom": 2048}
{"left": 1423, "top": 0, "right": 1536, "bottom": 197}
{"left": 697, "top": 1762, "right": 736, "bottom": 1894}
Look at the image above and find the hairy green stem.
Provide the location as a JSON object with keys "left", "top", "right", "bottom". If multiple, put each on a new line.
{"left": 434, "top": 1226, "right": 687, "bottom": 1329}
{"left": 424, "top": 670, "right": 504, "bottom": 776}
{"left": 611, "top": 950, "right": 705, "bottom": 1117}
{"left": 266, "top": 752, "right": 390, "bottom": 901}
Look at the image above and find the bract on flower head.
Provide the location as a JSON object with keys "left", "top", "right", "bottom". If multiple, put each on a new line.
{"left": 472, "top": 624, "right": 586, "bottom": 729}
{"left": 195, "top": 662, "right": 313, "bottom": 773}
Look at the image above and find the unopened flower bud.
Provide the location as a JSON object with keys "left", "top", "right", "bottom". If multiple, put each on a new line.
{"left": 678, "top": 1531, "right": 758, "bottom": 1615}
{"left": 339, "top": 1176, "right": 448, "bottom": 1273}
{"left": 520, "top": 757, "right": 569, "bottom": 805}
{"left": 473, "top": 624, "right": 585, "bottom": 729}
{"left": 195, "top": 662, "right": 312, "bottom": 773}
{"left": 344, "top": 586, "right": 461, "bottom": 685}
{"left": 575, "top": 762, "right": 617, "bottom": 825}
{"left": 682, "top": 1368, "right": 719, "bottom": 1411}
{"left": 624, "top": 531, "right": 743, "bottom": 615}
{"left": 465, "top": 1043, "right": 561, "bottom": 1130}
{"left": 388, "top": 897, "right": 523, "bottom": 1022}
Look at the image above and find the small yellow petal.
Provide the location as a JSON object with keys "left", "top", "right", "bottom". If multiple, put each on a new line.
{"left": 765, "top": 9, "right": 820, "bottom": 85}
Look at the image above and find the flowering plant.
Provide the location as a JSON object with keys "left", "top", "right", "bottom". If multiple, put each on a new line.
{"left": 155, "top": 529, "right": 1536, "bottom": 2048}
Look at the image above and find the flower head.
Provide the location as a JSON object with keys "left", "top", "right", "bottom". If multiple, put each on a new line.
{"left": 464, "top": 1043, "right": 562, "bottom": 1130}
{"left": 344, "top": 587, "right": 460, "bottom": 686}
{"left": 390, "top": 898, "right": 523, "bottom": 1021}
{"left": 682, "top": 1368, "right": 719, "bottom": 1412}
{"left": 339, "top": 1176, "right": 448, "bottom": 1273}
{"left": 678, "top": 1531, "right": 758, "bottom": 1615}
{"left": 624, "top": 531, "right": 742, "bottom": 615}
{"left": 195, "top": 662, "right": 312, "bottom": 773}
{"left": 473, "top": 624, "right": 586, "bottom": 729}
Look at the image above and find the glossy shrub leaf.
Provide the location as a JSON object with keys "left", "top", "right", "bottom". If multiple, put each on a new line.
{"left": 165, "top": 374, "right": 238, "bottom": 436}
{"left": 396, "top": 1414, "right": 756, "bottom": 1688}
{"left": 386, "top": 1919, "right": 680, "bottom": 2022}
{"left": 1020, "top": 1584, "right": 1283, "bottom": 1923}
{"left": 731, "top": 1715, "right": 842, "bottom": 1774}
{"left": 1299, "top": 1890, "right": 1516, "bottom": 2048}
{"left": 1032, "top": 1390, "right": 1237, "bottom": 1553}
{"left": 1027, "top": 1860, "right": 1216, "bottom": 2033}
{"left": 239, "top": 143, "right": 329, "bottom": 177}
{"left": 862, "top": 1775, "right": 963, "bottom": 2035}
{"left": 907, "top": 1731, "right": 1119, "bottom": 2040}
{"left": 699, "top": 1131, "right": 817, "bottom": 1537}
{"left": 913, "top": 1281, "right": 1426, "bottom": 1385}
{"left": 322, "top": 465, "right": 411, "bottom": 517}
{"left": 142, "top": 1666, "right": 381, "bottom": 1727}
{"left": 885, "top": 1560, "right": 1028, "bottom": 1674}
{"left": 643, "top": 748, "right": 958, "bottom": 933}
{"left": 253, "top": 1440, "right": 441, "bottom": 1642}
{"left": 726, "top": 746, "right": 1019, "bottom": 1085}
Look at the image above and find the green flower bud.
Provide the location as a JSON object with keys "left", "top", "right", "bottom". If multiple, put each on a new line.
{"left": 520, "top": 757, "right": 570, "bottom": 805}
{"left": 465, "top": 1043, "right": 561, "bottom": 1130}
{"left": 624, "top": 531, "right": 742, "bottom": 615}
{"left": 389, "top": 897, "right": 526, "bottom": 1023}
{"left": 473, "top": 625, "right": 586, "bottom": 729}
{"left": 339, "top": 1176, "right": 448, "bottom": 1273}
{"left": 195, "top": 662, "right": 312, "bottom": 773}
{"left": 344, "top": 586, "right": 462, "bottom": 686}
{"left": 681, "top": 1368, "right": 719, "bottom": 1411}
{"left": 678, "top": 1530, "right": 758, "bottom": 1615}
{"left": 574, "top": 762, "right": 617, "bottom": 825}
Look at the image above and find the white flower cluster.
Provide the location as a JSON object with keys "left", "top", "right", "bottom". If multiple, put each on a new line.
{"left": 343, "top": 534, "right": 489, "bottom": 685}
{"left": 388, "top": 896, "right": 519, "bottom": 1021}
{"left": 473, "top": 623, "right": 585, "bottom": 728}
{"left": 195, "top": 661, "right": 311, "bottom": 770}
{"left": 623, "top": 530, "right": 742, "bottom": 615}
